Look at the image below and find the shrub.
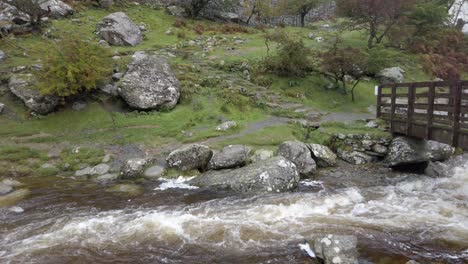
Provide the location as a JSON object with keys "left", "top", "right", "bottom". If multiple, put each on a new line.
{"left": 261, "top": 30, "right": 312, "bottom": 77}
{"left": 36, "top": 36, "right": 113, "bottom": 97}
{"left": 173, "top": 19, "right": 187, "bottom": 28}
{"left": 193, "top": 23, "right": 205, "bottom": 35}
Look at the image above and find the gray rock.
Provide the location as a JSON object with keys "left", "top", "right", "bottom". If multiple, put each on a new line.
{"left": 95, "top": 173, "right": 118, "bottom": 182}
{"left": 208, "top": 145, "right": 251, "bottom": 170}
{"left": 385, "top": 137, "right": 429, "bottom": 167}
{"left": 314, "top": 235, "right": 358, "bottom": 264}
{"left": 167, "top": 5, "right": 186, "bottom": 17}
{"left": 112, "top": 72, "right": 124, "bottom": 81}
{"left": 39, "top": 0, "right": 73, "bottom": 19}
{"left": 92, "top": 164, "right": 110, "bottom": 175}
{"left": 99, "top": 0, "right": 114, "bottom": 8}
{"left": 98, "top": 12, "right": 142, "bottom": 46}
{"left": 250, "top": 149, "right": 274, "bottom": 163}
{"left": 366, "top": 120, "right": 378, "bottom": 128}
{"left": 167, "top": 144, "right": 213, "bottom": 171}
{"left": 307, "top": 32, "right": 314, "bottom": 39}
{"left": 71, "top": 100, "right": 87, "bottom": 111}
{"left": 0, "top": 50, "right": 5, "bottom": 62}
{"left": 377, "top": 67, "right": 404, "bottom": 84}
{"left": 425, "top": 161, "right": 449, "bottom": 178}
{"left": 307, "top": 143, "right": 337, "bottom": 167}
{"left": 0, "top": 102, "right": 4, "bottom": 113}
{"left": 8, "top": 74, "right": 59, "bottom": 115}
{"left": 100, "top": 84, "right": 119, "bottom": 96}
{"left": 120, "top": 158, "right": 147, "bottom": 179}
{"left": 190, "top": 157, "right": 300, "bottom": 194}
{"left": 338, "top": 150, "right": 374, "bottom": 165}
{"left": 119, "top": 52, "right": 180, "bottom": 110}
{"left": 372, "top": 144, "right": 388, "bottom": 155}
{"left": 40, "top": 163, "right": 56, "bottom": 169}
{"left": 217, "top": 12, "right": 239, "bottom": 22}
{"left": 278, "top": 141, "right": 316, "bottom": 176}
{"left": 216, "top": 121, "right": 237, "bottom": 131}
{"left": 144, "top": 165, "right": 165, "bottom": 179}
{"left": 426, "top": 140, "right": 454, "bottom": 162}
{"left": 0, "top": 183, "right": 13, "bottom": 195}
{"left": 75, "top": 166, "right": 93, "bottom": 177}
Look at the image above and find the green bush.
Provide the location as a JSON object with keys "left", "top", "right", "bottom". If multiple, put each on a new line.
{"left": 36, "top": 36, "right": 113, "bottom": 97}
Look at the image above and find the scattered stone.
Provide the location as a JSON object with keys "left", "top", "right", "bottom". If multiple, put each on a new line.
{"left": 71, "top": 100, "right": 87, "bottom": 111}
{"left": 8, "top": 74, "right": 59, "bottom": 115}
{"left": 39, "top": 0, "right": 73, "bottom": 18}
{"left": 191, "top": 157, "right": 300, "bottom": 194}
{"left": 208, "top": 145, "right": 251, "bottom": 170}
{"left": 120, "top": 158, "right": 147, "bottom": 179}
{"left": 166, "top": 144, "right": 213, "bottom": 171}
{"left": 144, "top": 165, "right": 165, "bottom": 179}
{"left": 338, "top": 150, "right": 374, "bottom": 165}
{"left": 75, "top": 167, "right": 93, "bottom": 177}
{"left": 112, "top": 72, "right": 124, "bottom": 81}
{"left": 112, "top": 55, "right": 121, "bottom": 60}
{"left": 307, "top": 143, "right": 337, "bottom": 167}
{"left": 366, "top": 120, "right": 378, "bottom": 128}
{"left": 315, "top": 37, "right": 324, "bottom": 42}
{"left": 166, "top": 5, "right": 186, "bottom": 17}
{"left": 250, "top": 149, "right": 274, "bottom": 163}
{"left": 95, "top": 173, "right": 118, "bottom": 182}
{"left": 0, "top": 50, "right": 5, "bottom": 62}
{"left": 216, "top": 121, "right": 238, "bottom": 131}
{"left": 97, "top": 12, "right": 142, "bottom": 46}
{"left": 92, "top": 164, "right": 111, "bottom": 175}
{"left": 377, "top": 67, "right": 404, "bottom": 84}
{"left": 321, "top": 24, "right": 331, "bottom": 29}
{"left": 119, "top": 51, "right": 180, "bottom": 110}
{"left": 314, "top": 235, "right": 359, "bottom": 264}
{"left": 278, "top": 141, "right": 316, "bottom": 176}
{"left": 165, "top": 28, "right": 173, "bottom": 35}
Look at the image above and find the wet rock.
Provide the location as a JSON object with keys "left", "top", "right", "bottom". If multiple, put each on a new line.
{"left": 250, "top": 149, "right": 274, "bottom": 163}
{"left": 39, "top": 0, "right": 73, "bottom": 19}
{"left": 0, "top": 189, "right": 30, "bottom": 207}
{"left": 95, "top": 173, "right": 118, "bottom": 182}
{"left": 9, "top": 206, "right": 24, "bottom": 213}
{"left": 120, "top": 158, "right": 147, "bottom": 179}
{"left": 385, "top": 137, "right": 428, "bottom": 167}
{"left": 119, "top": 52, "right": 180, "bottom": 110}
{"left": 216, "top": 121, "right": 237, "bottom": 131}
{"left": 167, "top": 144, "right": 213, "bottom": 171}
{"left": 0, "top": 183, "right": 13, "bottom": 195}
{"left": 377, "top": 67, "right": 404, "bottom": 84}
{"left": 338, "top": 150, "right": 374, "bottom": 165}
{"left": 278, "top": 141, "right": 316, "bottom": 176}
{"left": 8, "top": 74, "right": 59, "bottom": 115}
{"left": 144, "top": 165, "right": 165, "bottom": 179}
{"left": 314, "top": 235, "right": 358, "bottom": 264}
{"left": 425, "top": 161, "right": 449, "bottom": 178}
{"left": 97, "top": 12, "right": 142, "bottom": 46}
{"left": 426, "top": 140, "right": 454, "bottom": 162}
{"left": 307, "top": 143, "right": 337, "bottom": 167}
{"left": 208, "top": 145, "right": 251, "bottom": 170}
{"left": 191, "top": 157, "right": 300, "bottom": 194}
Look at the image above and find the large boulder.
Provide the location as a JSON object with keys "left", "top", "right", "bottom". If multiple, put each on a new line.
{"left": 120, "top": 158, "right": 147, "bottom": 179}
{"left": 386, "top": 137, "right": 454, "bottom": 168}
{"left": 8, "top": 74, "right": 59, "bottom": 115}
{"left": 97, "top": 12, "right": 142, "bottom": 46}
{"left": 377, "top": 67, "right": 404, "bottom": 84}
{"left": 39, "top": 0, "right": 73, "bottom": 19}
{"left": 119, "top": 52, "right": 180, "bottom": 110}
{"left": 314, "top": 235, "right": 359, "bottom": 264}
{"left": 166, "top": 144, "right": 213, "bottom": 171}
{"left": 278, "top": 141, "right": 316, "bottom": 176}
{"left": 190, "top": 156, "right": 300, "bottom": 193}
{"left": 208, "top": 145, "right": 251, "bottom": 170}
{"left": 307, "top": 143, "right": 337, "bottom": 167}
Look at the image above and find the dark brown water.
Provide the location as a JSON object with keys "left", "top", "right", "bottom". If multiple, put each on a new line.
{"left": 1, "top": 162, "right": 468, "bottom": 264}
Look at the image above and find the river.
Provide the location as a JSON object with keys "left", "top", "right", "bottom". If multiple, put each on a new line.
{"left": 1, "top": 157, "right": 467, "bottom": 263}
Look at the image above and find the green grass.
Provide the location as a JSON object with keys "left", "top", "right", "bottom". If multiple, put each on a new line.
{"left": 60, "top": 147, "right": 105, "bottom": 171}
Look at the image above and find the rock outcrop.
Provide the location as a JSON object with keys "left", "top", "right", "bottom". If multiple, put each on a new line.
{"left": 39, "top": 0, "right": 73, "bottom": 18}
{"left": 307, "top": 143, "right": 337, "bottom": 167}
{"left": 8, "top": 74, "right": 59, "bottom": 115}
{"left": 208, "top": 145, "right": 251, "bottom": 170}
{"left": 190, "top": 156, "right": 300, "bottom": 193}
{"left": 119, "top": 52, "right": 180, "bottom": 110}
{"left": 166, "top": 144, "right": 213, "bottom": 171}
{"left": 278, "top": 141, "right": 316, "bottom": 176}
{"left": 97, "top": 12, "right": 142, "bottom": 46}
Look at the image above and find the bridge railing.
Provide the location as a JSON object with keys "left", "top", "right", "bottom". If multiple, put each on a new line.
{"left": 377, "top": 80, "right": 468, "bottom": 149}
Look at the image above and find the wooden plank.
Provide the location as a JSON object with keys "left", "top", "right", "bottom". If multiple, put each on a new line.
{"left": 390, "top": 84, "right": 397, "bottom": 133}
{"left": 407, "top": 84, "right": 416, "bottom": 135}
{"left": 453, "top": 82, "right": 462, "bottom": 148}
{"left": 377, "top": 85, "right": 382, "bottom": 118}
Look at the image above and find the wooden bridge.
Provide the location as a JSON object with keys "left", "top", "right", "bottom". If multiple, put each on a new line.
{"left": 376, "top": 80, "right": 468, "bottom": 150}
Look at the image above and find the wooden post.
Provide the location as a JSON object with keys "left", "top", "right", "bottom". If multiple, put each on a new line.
{"left": 390, "top": 84, "right": 397, "bottom": 133}
{"left": 376, "top": 85, "right": 382, "bottom": 118}
{"left": 452, "top": 81, "right": 462, "bottom": 148}
{"left": 426, "top": 83, "right": 435, "bottom": 140}
{"left": 407, "top": 84, "right": 416, "bottom": 135}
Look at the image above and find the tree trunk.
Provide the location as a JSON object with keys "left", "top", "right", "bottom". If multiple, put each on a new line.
{"left": 300, "top": 13, "right": 306, "bottom": 27}
{"left": 351, "top": 79, "right": 361, "bottom": 103}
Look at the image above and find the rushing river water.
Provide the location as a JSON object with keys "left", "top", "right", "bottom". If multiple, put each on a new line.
{"left": 1, "top": 158, "right": 468, "bottom": 264}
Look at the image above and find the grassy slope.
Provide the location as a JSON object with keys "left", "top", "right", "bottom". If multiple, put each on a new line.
{"left": 0, "top": 5, "right": 427, "bottom": 150}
